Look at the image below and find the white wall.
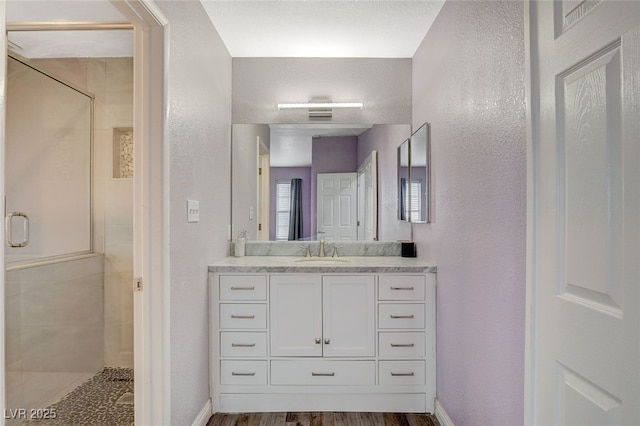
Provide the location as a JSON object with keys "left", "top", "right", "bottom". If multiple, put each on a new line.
{"left": 157, "top": 1, "right": 232, "bottom": 424}
{"left": 412, "top": 1, "right": 527, "bottom": 425}
{"left": 232, "top": 58, "right": 411, "bottom": 125}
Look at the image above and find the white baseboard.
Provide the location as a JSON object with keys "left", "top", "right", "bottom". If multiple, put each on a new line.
{"left": 435, "top": 398, "right": 455, "bottom": 426}
{"left": 191, "top": 398, "right": 213, "bottom": 426}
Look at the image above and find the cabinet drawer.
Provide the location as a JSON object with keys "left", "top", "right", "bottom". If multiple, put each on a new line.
{"left": 220, "top": 275, "right": 267, "bottom": 300}
{"left": 378, "top": 332, "right": 426, "bottom": 358}
{"left": 219, "top": 304, "right": 267, "bottom": 329}
{"left": 220, "top": 332, "right": 267, "bottom": 357}
{"left": 271, "top": 360, "right": 375, "bottom": 386}
{"left": 378, "top": 304, "right": 425, "bottom": 329}
{"left": 379, "top": 360, "right": 426, "bottom": 385}
{"left": 220, "top": 360, "right": 267, "bottom": 385}
{"left": 378, "top": 275, "right": 425, "bottom": 301}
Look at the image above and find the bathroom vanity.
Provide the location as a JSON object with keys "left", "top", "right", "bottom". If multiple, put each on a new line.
{"left": 209, "top": 256, "right": 436, "bottom": 413}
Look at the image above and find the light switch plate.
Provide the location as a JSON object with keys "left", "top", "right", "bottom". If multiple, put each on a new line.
{"left": 187, "top": 200, "right": 199, "bottom": 223}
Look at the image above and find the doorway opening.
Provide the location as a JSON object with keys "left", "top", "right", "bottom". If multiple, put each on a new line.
{"left": 4, "top": 29, "right": 135, "bottom": 425}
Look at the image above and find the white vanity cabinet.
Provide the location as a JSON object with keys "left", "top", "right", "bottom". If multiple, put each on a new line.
{"left": 210, "top": 262, "right": 435, "bottom": 414}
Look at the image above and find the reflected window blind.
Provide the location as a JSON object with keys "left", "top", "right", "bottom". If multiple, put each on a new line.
{"left": 403, "top": 180, "right": 422, "bottom": 221}
{"left": 275, "top": 180, "right": 291, "bottom": 241}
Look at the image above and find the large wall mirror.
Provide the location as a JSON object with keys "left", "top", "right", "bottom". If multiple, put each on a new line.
{"left": 397, "top": 122, "right": 430, "bottom": 223}
{"left": 231, "top": 123, "right": 412, "bottom": 242}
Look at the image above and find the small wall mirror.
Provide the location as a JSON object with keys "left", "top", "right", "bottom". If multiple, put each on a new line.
{"left": 397, "top": 138, "right": 410, "bottom": 222}
{"left": 410, "top": 122, "right": 430, "bottom": 223}
{"left": 397, "top": 123, "right": 430, "bottom": 223}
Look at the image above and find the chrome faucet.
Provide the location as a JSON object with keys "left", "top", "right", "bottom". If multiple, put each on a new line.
{"left": 318, "top": 237, "right": 326, "bottom": 258}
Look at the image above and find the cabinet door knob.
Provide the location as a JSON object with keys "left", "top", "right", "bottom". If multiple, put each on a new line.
{"left": 315, "top": 338, "right": 321, "bottom": 344}
{"left": 324, "top": 338, "right": 330, "bottom": 344}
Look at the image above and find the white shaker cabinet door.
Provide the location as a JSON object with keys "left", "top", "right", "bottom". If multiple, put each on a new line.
{"left": 322, "top": 275, "right": 375, "bottom": 357}
{"left": 270, "top": 275, "right": 322, "bottom": 357}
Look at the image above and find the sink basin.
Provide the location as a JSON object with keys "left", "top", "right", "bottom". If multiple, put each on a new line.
{"left": 294, "top": 257, "right": 351, "bottom": 263}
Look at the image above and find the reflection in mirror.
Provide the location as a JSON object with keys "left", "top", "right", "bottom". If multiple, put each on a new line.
{"left": 397, "top": 138, "right": 410, "bottom": 221}
{"left": 231, "top": 124, "right": 410, "bottom": 242}
{"left": 410, "top": 122, "right": 430, "bottom": 223}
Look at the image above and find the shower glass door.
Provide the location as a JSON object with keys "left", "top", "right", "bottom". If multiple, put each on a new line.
{"left": 5, "top": 55, "right": 92, "bottom": 263}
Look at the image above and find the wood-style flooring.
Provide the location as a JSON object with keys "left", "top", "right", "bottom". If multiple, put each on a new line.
{"left": 206, "top": 412, "right": 440, "bottom": 426}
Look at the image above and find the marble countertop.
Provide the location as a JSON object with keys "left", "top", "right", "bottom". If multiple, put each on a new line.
{"left": 209, "top": 256, "right": 437, "bottom": 274}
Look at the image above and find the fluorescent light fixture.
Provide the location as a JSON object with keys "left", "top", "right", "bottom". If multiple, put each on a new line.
{"left": 277, "top": 102, "right": 363, "bottom": 110}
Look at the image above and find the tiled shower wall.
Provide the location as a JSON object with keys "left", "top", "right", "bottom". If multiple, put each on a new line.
{"left": 32, "top": 57, "right": 134, "bottom": 368}
{"left": 5, "top": 254, "right": 104, "bottom": 412}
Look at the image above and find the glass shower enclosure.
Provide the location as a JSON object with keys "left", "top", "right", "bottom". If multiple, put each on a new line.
{"left": 4, "top": 54, "right": 103, "bottom": 417}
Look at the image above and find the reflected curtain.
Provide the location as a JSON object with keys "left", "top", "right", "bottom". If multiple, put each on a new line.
{"left": 288, "top": 178, "right": 303, "bottom": 240}
{"left": 400, "top": 177, "right": 407, "bottom": 221}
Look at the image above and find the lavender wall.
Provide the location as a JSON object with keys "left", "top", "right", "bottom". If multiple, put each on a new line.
{"left": 357, "top": 125, "right": 412, "bottom": 241}
{"left": 412, "top": 1, "right": 526, "bottom": 425}
{"left": 311, "top": 136, "right": 358, "bottom": 236}
{"left": 269, "top": 167, "right": 312, "bottom": 240}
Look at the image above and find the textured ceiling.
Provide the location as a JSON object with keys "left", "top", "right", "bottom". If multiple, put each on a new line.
{"left": 201, "top": 0, "right": 445, "bottom": 58}
{"left": 6, "top": 1, "right": 445, "bottom": 59}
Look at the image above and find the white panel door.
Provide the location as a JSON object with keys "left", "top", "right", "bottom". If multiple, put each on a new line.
{"left": 528, "top": 2, "right": 640, "bottom": 425}
{"left": 270, "top": 275, "right": 322, "bottom": 357}
{"left": 322, "top": 275, "right": 375, "bottom": 357}
{"left": 317, "top": 173, "right": 358, "bottom": 241}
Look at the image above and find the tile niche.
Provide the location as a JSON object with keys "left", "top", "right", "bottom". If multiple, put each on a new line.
{"left": 113, "top": 128, "right": 134, "bottom": 179}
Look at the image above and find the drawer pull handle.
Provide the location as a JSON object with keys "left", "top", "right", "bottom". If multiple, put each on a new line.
{"left": 391, "top": 343, "right": 415, "bottom": 347}
{"left": 312, "top": 372, "right": 335, "bottom": 377}
{"left": 391, "top": 286, "right": 415, "bottom": 290}
{"left": 231, "top": 343, "right": 256, "bottom": 347}
{"left": 230, "top": 286, "right": 255, "bottom": 290}
{"left": 324, "top": 338, "right": 330, "bottom": 345}
{"left": 231, "top": 315, "right": 255, "bottom": 319}
{"left": 231, "top": 372, "right": 256, "bottom": 376}
{"left": 315, "top": 338, "right": 321, "bottom": 344}
{"left": 390, "top": 315, "right": 415, "bottom": 319}
{"left": 391, "top": 372, "right": 415, "bottom": 377}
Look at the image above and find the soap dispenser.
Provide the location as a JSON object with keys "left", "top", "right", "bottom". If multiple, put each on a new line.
{"left": 234, "top": 231, "right": 247, "bottom": 257}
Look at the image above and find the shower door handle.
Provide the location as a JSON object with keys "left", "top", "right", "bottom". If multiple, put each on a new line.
{"left": 6, "top": 212, "right": 29, "bottom": 247}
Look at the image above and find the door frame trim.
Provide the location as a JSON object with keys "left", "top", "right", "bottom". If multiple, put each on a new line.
{"left": 108, "top": 1, "right": 169, "bottom": 424}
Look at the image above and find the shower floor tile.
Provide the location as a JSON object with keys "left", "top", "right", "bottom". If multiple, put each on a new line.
{"left": 23, "top": 367, "right": 133, "bottom": 426}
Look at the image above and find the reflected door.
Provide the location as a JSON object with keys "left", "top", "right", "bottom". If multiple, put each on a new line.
{"left": 317, "top": 173, "right": 357, "bottom": 241}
